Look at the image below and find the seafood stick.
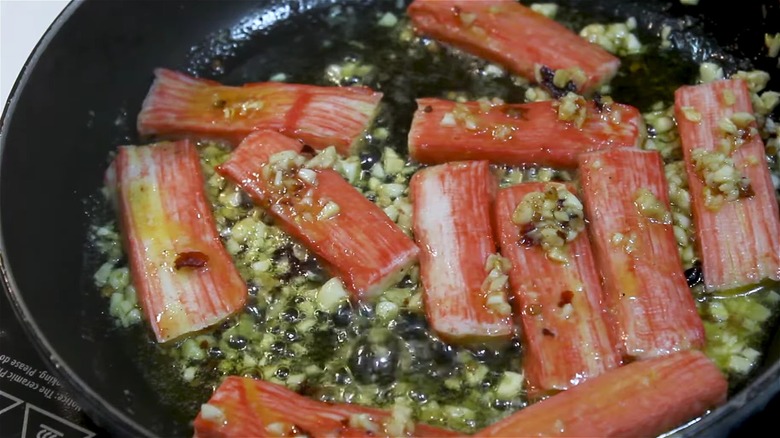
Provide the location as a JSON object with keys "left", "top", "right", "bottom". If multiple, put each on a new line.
{"left": 494, "top": 182, "right": 621, "bottom": 397}
{"left": 112, "top": 139, "right": 247, "bottom": 342}
{"left": 674, "top": 78, "right": 780, "bottom": 292}
{"left": 411, "top": 160, "right": 513, "bottom": 346}
{"left": 193, "top": 376, "right": 460, "bottom": 438}
{"left": 407, "top": 0, "right": 620, "bottom": 93}
{"left": 474, "top": 350, "right": 727, "bottom": 437}
{"left": 579, "top": 148, "right": 705, "bottom": 360}
{"left": 138, "top": 68, "right": 382, "bottom": 154}
{"left": 408, "top": 97, "right": 643, "bottom": 168}
{"left": 217, "top": 130, "right": 419, "bottom": 301}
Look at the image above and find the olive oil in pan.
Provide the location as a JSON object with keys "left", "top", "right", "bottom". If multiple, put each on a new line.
{"left": 85, "top": 1, "right": 780, "bottom": 434}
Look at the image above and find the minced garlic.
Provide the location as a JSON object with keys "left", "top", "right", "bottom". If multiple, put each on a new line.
{"left": 525, "top": 86, "right": 552, "bottom": 102}
{"left": 765, "top": 33, "right": 780, "bottom": 58}
{"left": 482, "top": 253, "right": 512, "bottom": 316}
{"left": 530, "top": 3, "right": 558, "bottom": 18}
{"left": 266, "top": 422, "right": 295, "bottom": 436}
{"left": 317, "top": 200, "right": 341, "bottom": 220}
{"left": 495, "top": 371, "right": 524, "bottom": 399}
{"left": 699, "top": 62, "right": 725, "bottom": 84}
{"left": 552, "top": 67, "right": 587, "bottom": 90}
{"left": 555, "top": 92, "right": 588, "bottom": 128}
{"left": 634, "top": 188, "right": 672, "bottom": 224}
{"left": 349, "top": 413, "right": 380, "bottom": 434}
{"left": 491, "top": 123, "right": 516, "bottom": 141}
{"left": 458, "top": 12, "right": 477, "bottom": 27}
{"left": 512, "top": 184, "right": 585, "bottom": 262}
{"left": 440, "top": 112, "right": 456, "bottom": 126}
{"left": 681, "top": 106, "right": 702, "bottom": 122}
{"left": 691, "top": 148, "right": 753, "bottom": 210}
{"left": 717, "top": 112, "right": 758, "bottom": 154}
{"left": 580, "top": 19, "right": 643, "bottom": 55}
{"left": 377, "top": 12, "right": 398, "bottom": 28}
{"left": 534, "top": 65, "right": 586, "bottom": 98}
{"left": 200, "top": 403, "right": 227, "bottom": 425}
{"left": 384, "top": 398, "right": 415, "bottom": 436}
{"left": 325, "top": 60, "right": 375, "bottom": 86}
{"left": 264, "top": 150, "right": 308, "bottom": 188}
{"left": 306, "top": 146, "right": 339, "bottom": 170}
{"left": 611, "top": 231, "right": 640, "bottom": 255}
{"left": 453, "top": 103, "right": 479, "bottom": 130}
{"left": 221, "top": 99, "right": 265, "bottom": 119}
{"left": 261, "top": 149, "right": 350, "bottom": 222}
{"left": 732, "top": 70, "right": 770, "bottom": 94}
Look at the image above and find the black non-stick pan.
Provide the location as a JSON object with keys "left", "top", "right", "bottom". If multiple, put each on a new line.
{"left": 1, "top": 0, "right": 779, "bottom": 437}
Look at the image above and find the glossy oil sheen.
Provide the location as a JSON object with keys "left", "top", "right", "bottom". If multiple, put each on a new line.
{"left": 0, "top": 0, "right": 779, "bottom": 437}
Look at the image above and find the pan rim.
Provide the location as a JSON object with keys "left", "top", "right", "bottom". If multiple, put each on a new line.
{"left": 0, "top": 0, "right": 152, "bottom": 436}
{"left": 0, "top": 1, "right": 778, "bottom": 437}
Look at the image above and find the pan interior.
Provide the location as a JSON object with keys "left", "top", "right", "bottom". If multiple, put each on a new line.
{"left": 1, "top": 0, "right": 778, "bottom": 437}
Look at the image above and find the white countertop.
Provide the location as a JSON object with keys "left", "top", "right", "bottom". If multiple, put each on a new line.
{"left": 1, "top": 0, "right": 70, "bottom": 107}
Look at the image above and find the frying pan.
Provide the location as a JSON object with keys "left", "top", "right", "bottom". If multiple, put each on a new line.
{"left": 1, "top": 0, "right": 779, "bottom": 436}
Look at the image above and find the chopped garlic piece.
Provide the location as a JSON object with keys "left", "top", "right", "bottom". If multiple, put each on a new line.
{"left": 268, "top": 72, "right": 287, "bottom": 82}
{"left": 530, "top": 3, "right": 558, "bottom": 18}
{"left": 441, "top": 112, "right": 456, "bottom": 126}
{"left": 349, "top": 414, "right": 380, "bottom": 434}
{"left": 580, "top": 19, "right": 643, "bottom": 55}
{"left": 681, "top": 106, "right": 702, "bottom": 122}
{"left": 482, "top": 253, "right": 512, "bottom": 315}
{"left": 699, "top": 62, "right": 724, "bottom": 84}
{"left": 556, "top": 92, "right": 588, "bottom": 128}
{"left": 495, "top": 371, "right": 524, "bottom": 399}
{"left": 512, "top": 184, "right": 585, "bottom": 262}
{"left": 384, "top": 398, "right": 415, "bottom": 436}
{"left": 691, "top": 148, "right": 753, "bottom": 210}
{"left": 317, "top": 277, "right": 348, "bottom": 311}
{"left": 766, "top": 33, "right": 780, "bottom": 57}
{"left": 377, "top": 12, "right": 398, "bottom": 28}
{"left": 634, "top": 188, "right": 672, "bottom": 224}
{"left": 317, "top": 200, "right": 341, "bottom": 220}
{"left": 200, "top": 403, "right": 227, "bottom": 425}
{"left": 732, "top": 70, "right": 770, "bottom": 93}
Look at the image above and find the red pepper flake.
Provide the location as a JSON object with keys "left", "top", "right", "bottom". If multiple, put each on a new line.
{"left": 174, "top": 251, "right": 209, "bottom": 270}
{"left": 292, "top": 424, "right": 312, "bottom": 437}
{"left": 558, "top": 290, "right": 574, "bottom": 307}
{"left": 739, "top": 180, "right": 755, "bottom": 199}
{"left": 542, "top": 328, "right": 556, "bottom": 337}
{"left": 518, "top": 224, "right": 537, "bottom": 247}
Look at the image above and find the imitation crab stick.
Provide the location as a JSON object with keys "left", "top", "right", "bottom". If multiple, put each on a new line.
{"left": 137, "top": 68, "right": 382, "bottom": 154}
{"left": 217, "top": 130, "right": 418, "bottom": 301}
{"left": 674, "top": 79, "right": 780, "bottom": 292}
{"left": 494, "top": 182, "right": 620, "bottom": 397}
{"left": 474, "top": 349, "right": 727, "bottom": 437}
{"left": 407, "top": 0, "right": 620, "bottom": 93}
{"left": 193, "top": 376, "right": 459, "bottom": 438}
{"left": 410, "top": 161, "right": 513, "bottom": 346}
{"left": 113, "top": 140, "right": 247, "bottom": 343}
{"left": 408, "top": 97, "right": 643, "bottom": 168}
{"left": 579, "top": 148, "right": 705, "bottom": 360}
